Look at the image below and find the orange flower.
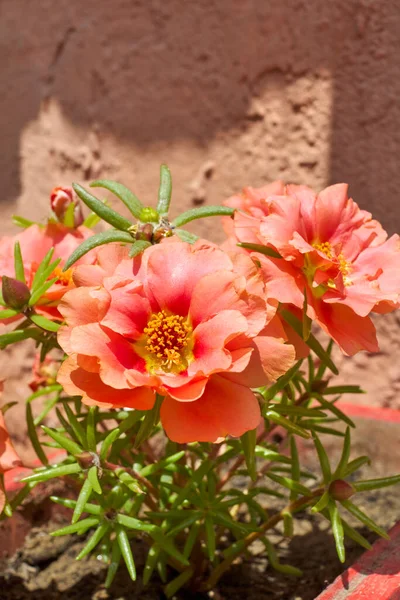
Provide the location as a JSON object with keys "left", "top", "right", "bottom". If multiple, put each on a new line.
{"left": 0, "top": 381, "right": 22, "bottom": 513}
{"left": 57, "top": 239, "right": 295, "bottom": 443}
{"left": 225, "top": 182, "right": 400, "bottom": 355}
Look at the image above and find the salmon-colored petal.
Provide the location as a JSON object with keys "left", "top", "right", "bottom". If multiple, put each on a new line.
{"left": 160, "top": 375, "right": 261, "bottom": 443}
{"left": 57, "top": 356, "right": 155, "bottom": 410}
{"left": 69, "top": 324, "right": 145, "bottom": 388}
{"left": 165, "top": 377, "right": 208, "bottom": 402}
{"left": 0, "top": 412, "right": 22, "bottom": 473}
{"left": 101, "top": 283, "right": 151, "bottom": 338}
{"left": 313, "top": 301, "right": 379, "bottom": 356}
{"left": 143, "top": 241, "right": 233, "bottom": 315}
{"left": 253, "top": 334, "right": 296, "bottom": 383}
{"left": 190, "top": 310, "right": 248, "bottom": 375}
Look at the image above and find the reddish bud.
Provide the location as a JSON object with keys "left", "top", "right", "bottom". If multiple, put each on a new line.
{"left": 136, "top": 223, "right": 154, "bottom": 242}
{"left": 50, "top": 186, "right": 84, "bottom": 227}
{"left": 329, "top": 479, "right": 355, "bottom": 501}
{"left": 2, "top": 276, "right": 31, "bottom": 310}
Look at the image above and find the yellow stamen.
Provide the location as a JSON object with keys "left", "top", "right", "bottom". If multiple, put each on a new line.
{"left": 141, "top": 310, "right": 193, "bottom": 373}
{"left": 313, "top": 241, "right": 333, "bottom": 259}
{"left": 53, "top": 265, "right": 74, "bottom": 286}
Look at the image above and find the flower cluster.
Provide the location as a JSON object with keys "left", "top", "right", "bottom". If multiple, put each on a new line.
{"left": 224, "top": 182, "right": 400, "bottom": 355}
{"left": 57, "top": 240, "right": 295, "bottom": 442}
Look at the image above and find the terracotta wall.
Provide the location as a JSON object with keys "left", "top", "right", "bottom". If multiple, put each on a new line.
{"left": 1, "top": 0, "right": 400, "bottom": 414}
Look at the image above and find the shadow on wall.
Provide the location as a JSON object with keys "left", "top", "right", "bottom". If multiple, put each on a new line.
{"left": 1, "top": 0, "right": 400, "bottom": 233}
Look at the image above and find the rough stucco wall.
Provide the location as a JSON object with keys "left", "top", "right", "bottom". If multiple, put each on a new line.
{"left": 1, "top": 0, "right": 400, "bottom": 451}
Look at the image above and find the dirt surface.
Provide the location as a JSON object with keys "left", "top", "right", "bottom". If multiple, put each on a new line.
{"left": 1, "top": 417, "right": 400, "bottom": 600}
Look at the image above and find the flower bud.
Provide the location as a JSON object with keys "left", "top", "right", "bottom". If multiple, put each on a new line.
{"left": 136, "top": 223, "right": 154, "bottom": 242}
{"left": 2, "top": 276, "right": 31, "bottom": 310}
{"left": 140, "top": 206, "right": 159, "bottom": 223}
{"left": 329, "top": 479, "right": 355, "bottom": 501}
{"left": 50, "top": 186, "right": 84, "bottom": 228}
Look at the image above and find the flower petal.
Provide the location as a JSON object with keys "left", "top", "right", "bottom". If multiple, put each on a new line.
{"left": 160, "top": 375, "right": 261, "bottom": 443}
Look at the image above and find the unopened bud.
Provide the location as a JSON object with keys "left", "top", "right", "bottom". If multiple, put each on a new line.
{"left": 2, "top": 276, "right": 31, "bottom": 310}
{"left": 76, "top": 451, "right": 94, "bottom": 469}
{"left": 153, "top": 226, "right": 173, "bottom": 243}
{"left": 329, "top": 479, "right": 355, "bottom": 501}
{"left": 136, "top": 223, "right": 154, "bottom": 242}
{"left": 140, "top": 206, "right": 159, "bottom": 223}
{"left": 50, "top": 186, "right": 84, "bottom": 228}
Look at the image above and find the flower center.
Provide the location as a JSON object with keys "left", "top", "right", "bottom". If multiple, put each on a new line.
{"left": 313, "top": 241, "right": 333, "bottom": 259}
{"left": 309, "top": 241, "right": 353, "bottom": 289}
{"left": 142, "top": 310, "right": 193, "bottom": 373}
{"left": 53, "top": 265, "right": 74, "bottom": 286}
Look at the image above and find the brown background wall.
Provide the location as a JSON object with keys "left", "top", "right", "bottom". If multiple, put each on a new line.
{"left": 1, "top": 0, "right": 400, "bottom": 444}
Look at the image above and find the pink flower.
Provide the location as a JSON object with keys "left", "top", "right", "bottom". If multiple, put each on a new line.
{"left": 0, "top": 222, "right": 95, "bottom": 321}
{"left": 57, "top": 239, "right": 295, "bottom": 443}
{"left": 227, "top": 182, "right": 400, "bottom": 355}
{"left": 0, "top": 381, "right": 22, "bottom": 513}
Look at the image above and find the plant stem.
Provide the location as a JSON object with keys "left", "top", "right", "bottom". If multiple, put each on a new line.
{"left": 104, "top": 461, "right": 159, "bottom": 511}
{"left": 203, "top": 487, "right": 323, "bottom": 590}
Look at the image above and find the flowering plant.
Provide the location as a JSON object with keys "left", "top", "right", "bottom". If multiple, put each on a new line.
{"left": 1, "top": 168, "right": 400, "bottom": 596}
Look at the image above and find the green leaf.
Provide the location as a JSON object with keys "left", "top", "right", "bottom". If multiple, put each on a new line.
{"left": 76, "top": 522, "right": 110, "bottom": 560}
{"left": 266, "top": 473, "right": 312, "bottom": 496}
{"left": 0, "top": 309, "right": 19, "bottom": 319}
{"left": 128, "top": 239, "right": 151, "bottom": 258}
{"left": 29, "top": 277, "right": 58, "bottom": 306}
{"left": 254, "top": 447, "right": 292, "bottom": 464}
{"left": 50, "top": 495, "right": 102, "bottom": 515}
{"left": 150, "top": 531, "right": 191, "bottom": 567}
{"left": 87, "top": 466, "right": 102, "bottom": 495}
{"left": 323, "top": 385, "right": 365, "bottom": 395}
{"left": 26, "top": 403, "right": 48, "bottom": 465}
{"left": 12, "top": 215, "right": 35, "bottom": 228}
{"left": 21, "top": 462, "right": 81, "bottom": 483}
{"left": 116, "top": 525, "right": 136, "bottom": 581}
{"left": 313, "top": 433, "right": 332, "bottom": 484}
{"left": 14, "top": 242, "right": 25, "bottom": 283}
{"left": 86, "top": 407, "right": 97, "bottom": 452}
{"left": 0, "top": 328, "right": 42, "bottom": 349}
{"left": 62, "top": 201, "right": 76, "bottom": 228}
{"left": 183, "top": 522, "right": 201, "bottom": 559}
{"left": 270, "top": 405, "right": 326, "bottom": 418}
{"left": 341, "top": 500, "right": 390, "bottom": 540}
{"left": 173, "top": 229, "right": 199, "bottom": 243}
{"left": 51, "top": 516, "right": 99, "bottom": 537}
{"left": 204, "top": 514, "right": 216, "bottom": 560}
{"left": 143, "top": 544, "right": 161, "bottom": 586}
{"left": 328, "top": 500, "right": 345, "bottom": 562}
{"left": 311, "top": 490, "right": 331, "bottom": 513}
{"left": 341, "top": 519, "right": 372, "bottom": 551}
{"left": 266, "top": 411, "right": 311, "bottom": 439}
{"left": 83, "top": 211, "right": 101, "bottom": 228}
{"left": 72, "top": 478, "right": 93, "bottom": 523}
{"left": 281, "top": 310, "right": 338, "bottom": 375}
{"left": 29, "top": 314, "right": 60, "bottom": 332}
{"left": 312, "top": 393, "right": 355, "bottom": 428}
{"left": 263, "top": 361, "right": 303, "bottom": 401}
{"left": 344, "top": 456, "right": 371, "bottom": 477}
{"left": 236, "top": 242, "right": 282, "bottom": 259}
{"left": 172, "top": 205, "right": 234, "bottom": 227}
{"left": 302, "top": 291, "right": 311, "bottom": 341}
{"left": 63, "top": 230, "right": 135, "bottom": 270}
{"left": 90, "top": 180, "right": 143, "bottom": 219}
{"left": 240, "top": 428, "right": 257, "bottom": 481}
{"left": 63, "top": 401, "right": 87, "bottom": 448}
{"left": 290, "top": 436, "right": 300, "bottom": 501}
{"left": 333, "top": 427, "right": 351, "bottom": 479}
{"left": 353, "top": 474, "right": 400, "bottom": 492}
{"left": 157, "top": 164, "right": 172, "bottom": 216}
{"left": 30, "top": 258, "right": 61, "bottom": 294}
{"left": 116, "top": 513, "right": 157, "bottom": 534}
{"left": 164, "top": 568, "right": 194, "bottom": 599}
{"left": 140, "top": 451, "right": 185, "bottom": 478}
{"left": 30, "top": 248, "right": 55, "bottom": 290}
{"left": 261, "top": 537, "right": 302, "bottom": 576}
{"left": 105, "top": 538, "right": 121, "bottom": 588}
{"left": 134, "top": 394, "right": 163, "bottom": 448}
{"left": 41, "top": 426, "right": 83, "bottom": 456}
{"left": 73, "top": 183, "right": 133, "bottom": 231}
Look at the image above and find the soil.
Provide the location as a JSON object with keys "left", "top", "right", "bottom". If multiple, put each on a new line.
{"left": 1, "top": 415, "right": 400, "bottom": 600}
